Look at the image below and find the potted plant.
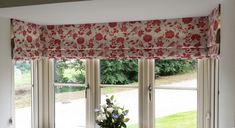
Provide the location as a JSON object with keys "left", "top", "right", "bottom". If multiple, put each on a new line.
{"left": 95, "top": 95, "right": 129, "bottom": 128}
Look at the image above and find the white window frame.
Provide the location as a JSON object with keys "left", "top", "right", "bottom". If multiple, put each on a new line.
{"left": 13, "top": 58, "right": 219, "bottom": 128}
{"left": 12, "top": 60, "right": 37, "bottom": 128}
{"left": 197, "top": 59, "right": 219, "bottom": 128}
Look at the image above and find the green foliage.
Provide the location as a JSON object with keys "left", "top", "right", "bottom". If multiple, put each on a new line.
{"left": 55, "top": 60, "right": 85, "bottom": 83}
{"left": 15, "top": 62, "right": 31, "bottom": 73}
{"left": 55, "top": 61, "right": 69, "bottom": 83}
{"left": 100, "top": 60, "right": 138, "bottom": 85}
{"left": 155, "top": 60, "right": 196, "bottom": 76}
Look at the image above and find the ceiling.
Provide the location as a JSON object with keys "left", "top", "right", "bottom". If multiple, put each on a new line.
{"left": 0, "top": 0, "right": 220, "bottom": 25}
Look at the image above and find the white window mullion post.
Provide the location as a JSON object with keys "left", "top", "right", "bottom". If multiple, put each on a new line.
{"left": 139, "top": 59, "right": 144, "bottom": 128}
{"left": 214, "top": 59, "right": 219, "bottom": 128}
{"left": 209, "top": 58, "right": 219, "bottom": 128}
{"left": 94, "top": 59, "right": 100, "bottom": 124}
{"left": 210, "top": 59, "right": 215, "bottom": 128}
{"left": 205, "top": 59, "right": 211, "bottom": 128}
{"left": 86, "top": 59, "right": 99, "bottom": 128}
{"left": 139, "top": 59, "right": 151, "bottom": 128}
{"left": 37, "top": 59, "right": 53, "bottom": 128}
{"left": 37, "top": 59, "right": 44, "bottom": 128}
{"left": 149, "top": 59, "right": 155, "bottom": 128}
{"left": 86, "top": 59, "right": 92, "bottom": 128}
{"left": 198, "top": 59, "right": 218, "bottom": 128}
{"left": 48, "top": 60, "right": 55, "bottom": 128}
{"left": 32, "top": 60, "right": 39, "bottom": 128}
{"left": 143, "top": 59, "right": 150, "bottom": 128}
{"left": 42, "top": 59, "right": 50, "bottom": 128}
{"left": 198, "top": 59, "right": 211, "bottom": 128}
{"left": 198, "top": 59, "right": 205, "bottom": 128}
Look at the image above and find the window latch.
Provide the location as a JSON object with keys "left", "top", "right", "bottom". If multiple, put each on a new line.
{"left": 9, "top": 117, "right": 13, "bottom": 125}
{"left": 85, "top": 83, "right": 89, "bottom": 98}
{"left": 148, "top": 83, "right": 153, "bottom": 101}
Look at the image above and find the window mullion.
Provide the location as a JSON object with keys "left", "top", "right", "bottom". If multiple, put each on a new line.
{"left": 37, "top": 59, "right": 52, "bottom": 128}
{"left": 214, "top": 59, "right": 219, "bottom": 128}
{"left": 138, "top": 59, "right": 144, "bottom": 128}
{"left": 149, "top": 59, "right": 155, "bottom": 128}
{"left": 94, "top": 60, "right": 101, "bottom": 118}
{"left": 32, "top": 60, "right": 39, "bottom": 128}
{"left": 37, "top": 59, "right": 44, "bottom": 128}
{"left": 198, "top": 59, "right": 218, "bottom": 128}
{"left": 85, "top": 59, "right": 91, "bottom": 128}
{"left": 198, "top": 59, "right": 204, "bottom": 128}
{"left": 86, "top": 59, "right": 99, "bottom": 128}
{"left": 139, "top": 59, "right": 153, "bottom": 128}
{"left": 48, "top": 59, "right": 55, "bottom": 128}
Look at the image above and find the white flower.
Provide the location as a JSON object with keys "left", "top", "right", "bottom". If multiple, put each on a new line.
{"left": 113, "top": 103, "right": 119, "bottom": 108}
{"left": 101, "top": 114, "right": 107, "bottom": 120}
{"left": 118, "top": 109, "right": 123, "bottom": 115}
{"left": 96, "top": 115, "right": 103, "bottom": 122}
{"left": 107, "top": 107, "right": 114, "bottom": 113}
{"left": 101, "top": 104, "right": 107, "bottom": 108}
{"left": 97, "top": 114, "right": 107, "bottom": 122}
{"left": 100, "top": 107, "right": 104, "bottom": 112}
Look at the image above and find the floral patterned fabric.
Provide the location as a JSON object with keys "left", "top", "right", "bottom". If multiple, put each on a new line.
{"left": 12, "top": 6, "right": 220, "bottom": 60}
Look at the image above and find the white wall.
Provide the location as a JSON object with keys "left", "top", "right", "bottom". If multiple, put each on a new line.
{"left": 0, "top": 18, "right": 12, "bottom": 128}
{"left": 219, "top": 0, "right": 235, "bottom": 128}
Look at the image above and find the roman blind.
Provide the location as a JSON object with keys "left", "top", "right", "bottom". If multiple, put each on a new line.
{"left": 11, "top": 6, "right": 220, "bottom": 60}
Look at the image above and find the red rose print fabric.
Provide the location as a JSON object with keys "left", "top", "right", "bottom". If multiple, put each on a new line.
{"left": 12, "top": 6, "right": 220, "bottom": 60}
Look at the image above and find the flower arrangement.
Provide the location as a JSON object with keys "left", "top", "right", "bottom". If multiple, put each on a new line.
{"left": 95, "top": 95, "right": 130, "bottom": 128}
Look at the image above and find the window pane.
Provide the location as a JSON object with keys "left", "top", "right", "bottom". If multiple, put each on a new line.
{"left": 155, "top": 60, "right": 197, "bottom": 88}
{"left": 54, "top": 59, "right": 86, "bottom": 128}
{"left": 100, "top": 60, "right": 139, "bottom": 127}
{"left": 154, "top": 59, "right": 197, "bottom": 128}
{"left": 55, "top": 86, "right": 86, "bottom": 128}
{"left": 54, "top": 60, "right": 85, "bottom": 84}
{"left": 14, "top": 61, "right": 32, "bottom": 128}
{"left": 155, "top": 89, "right": 197, "bottom": 128}
{"left": 101, "top": 88, "right": 139, "bottom": 127}
{"left": 100, "top": 60, "right": 138, "bottom": 86}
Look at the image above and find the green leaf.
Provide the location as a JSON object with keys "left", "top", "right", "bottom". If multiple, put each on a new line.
{"left": 110, "top": 95, "right": 114, "bottom": 100}
{"left": 124, "top": 118, "right": 130, "bottom": 122}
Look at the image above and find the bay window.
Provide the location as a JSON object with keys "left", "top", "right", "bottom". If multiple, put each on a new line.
{"left": 13, "top": 59, "right": 218, "bottom": 128}
{"left": 11, "top": 6, "right": 220, "bottom": 128}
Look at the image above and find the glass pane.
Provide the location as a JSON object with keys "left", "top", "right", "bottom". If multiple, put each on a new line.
{"left": 54, "top": 60, "right": 85, "bottom": 84}
{"left": 55, "top": 86, "right": 86, "bottom": 128}
{"left": 14, "top": 61, "right": 32, "bottom": 128}
{"left": 54, "top": 59, "right": 86, "bottom": 128}
{"left": 100, "top": 60, "right": 138, "bottom": 86}
{"left": 155, "top": 89, "right": 197, "bottom": 128}
{"left": 154, "top": 60, "right": 197, "bottom": 88}
{"left": 154, "top": 59, "right": 197, "bottom": 128}
{"left": 101, "top": 88, "right": 139, "bottom": 127}
{"left": 100, "top": 60, "right": 139, "bottom": 127}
